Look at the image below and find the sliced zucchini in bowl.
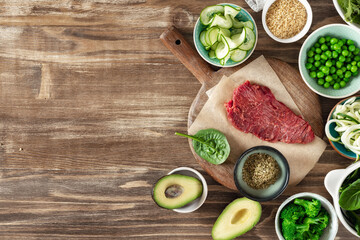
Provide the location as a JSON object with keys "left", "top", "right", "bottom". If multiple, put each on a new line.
{"left": 243, "top": 21, "right": 254, "bottom": 30}
{"left": 209, "top": 50, "right": 216, "bottom": 59}
{"left": 231, "top": 28, "right": 243, "bottom": 35}
{"left": 207, "top": 27, "right": 220, "bottom": 45}
{"left": 220, "top": 51, "right": 232, "bottom": 65}
{"left": 231, "top": 49, "right": 247, "bottom": 62}
{"left": 209, "top": 14, "right": 232, "bottom": 29}
{"left": 230, "top": 30, "right": 246, "bottom": 48}
{"left": 200, "top": 31, "right": 209, "bottom": 47}
{"left": 224, "top": 5, "right": 241, "bottom": 18}
{"left": 195, "top": 3, "right": 256, "bottom": 67}
{"left": 239, "top": 27, "right": 255, "bottom": 51}
{"left": 219, "top": 28, "right": 230, "bottom": 38}
{"left": 219, "top": 29, "right": 246, "bottom": 50}
{"left": 215, "top": 35, "right": 230, "bottom": 60}
{"left": 232, "top": 18, "right": 244, "bottom": 29}
{"left": 200, "top": 5, "right": 224, "bottom": 25}
{"left": 211, "top": 42, "right": 218, "bottom": 51}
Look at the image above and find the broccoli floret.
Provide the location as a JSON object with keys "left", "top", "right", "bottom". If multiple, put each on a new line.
{"left": 282, "top": 218, "right": 309, "bottom": 240}
{"left": 303, "top": 230, "right": 322, "bottom": 240}
{"left": 281, "top": 200, "right": 328, "bottom": 240}
{"left": 303, "top": 208, "right": 329, "bottom": 231}
{"left": 294, "top": 198, "right": 321, "bottom": 218}
{"left": 280, "top": 203, "right": 306, "bottom": 222}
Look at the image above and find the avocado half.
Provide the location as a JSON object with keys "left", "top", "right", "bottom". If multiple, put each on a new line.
{"left": 212, "top": 197, "right": 262, "bottom": 240}
{"left": 152, "top": 174, "right": 203, "bottom": 209}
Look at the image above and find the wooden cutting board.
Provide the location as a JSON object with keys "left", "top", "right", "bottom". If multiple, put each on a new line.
{"left": 160, "top": 26, "right": 323, "bottom": 190}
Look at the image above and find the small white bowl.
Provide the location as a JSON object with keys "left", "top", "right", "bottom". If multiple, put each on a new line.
{"left": 262, "top": 0, "right": 313, "bottom": 43}
{"left": 333, "top": 0, "right": 360, "bottom": 30}
{"left": 275, "top": 192, "right": 338, "bottom": 240}
{"left": 167, "top": 167, "right": 208, "bottom": 213}
{"left": 325, "top": 161, "right": 360, "bottom": 237}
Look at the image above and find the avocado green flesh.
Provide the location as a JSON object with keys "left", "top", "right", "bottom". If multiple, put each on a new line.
{"left": 152, "top": 174, "right": 203, "bottom": 209}
{"left": 212, "top": 197, "right": 261, "bottom": 240}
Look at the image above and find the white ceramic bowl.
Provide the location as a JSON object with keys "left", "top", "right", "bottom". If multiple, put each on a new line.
{"left": 325, "top": 162, "right": 360, "bottom": 237}
{"left": 167, "top": 167, "right": 208, "bottom": 213}
{"left": 275, "top": 192, "right": 338, "bottom": 240}
{"left": 333, "top": 0, "right": 360, "bottom": 30}
{"left": 262, "top": 0, "right": 313, "bottom": 43}
{"left": 298, "top": 24, "right": 360, "bottom": 99}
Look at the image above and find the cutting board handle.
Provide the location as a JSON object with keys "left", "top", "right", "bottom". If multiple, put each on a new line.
{"left": 160, "top": 26, "right": 215, "bottom": 84}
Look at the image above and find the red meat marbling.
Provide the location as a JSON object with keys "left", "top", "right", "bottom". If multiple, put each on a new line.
{"left": 225, "top": 81, "right": 314, "bottom": 144}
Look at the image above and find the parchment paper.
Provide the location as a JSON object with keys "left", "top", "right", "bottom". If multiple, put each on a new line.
{"left": 189, "top": 56, "right": 327, "bottom": 186}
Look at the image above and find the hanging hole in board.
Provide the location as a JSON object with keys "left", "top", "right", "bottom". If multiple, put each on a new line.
{"left": 175, "top": 39, "right": 181, "bottom": 45}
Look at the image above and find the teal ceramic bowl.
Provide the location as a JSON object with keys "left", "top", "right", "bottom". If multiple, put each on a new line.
{"left": 193, "top": 3, "right": 257, "bottom": 68}
{"left": 327, "top": 96, "right": 360, "bottom": 160}
{"left": 299, "top": 24, "right": 360, "bottom": 99}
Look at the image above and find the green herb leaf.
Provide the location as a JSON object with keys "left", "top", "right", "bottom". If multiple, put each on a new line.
{"left": 175, "top": 129, "right": 230, "bottom": 165}
{"left": 345, "top": 210, "right": 360, "bottom": 236}
{"left": 338, "top": 0, "right": 360, "bottom": 23}
{"left": 339, "top": 178, "right": 360, "bottom": 210}
{"left": 340, "top": 169, "right": 360, "bottom": 193}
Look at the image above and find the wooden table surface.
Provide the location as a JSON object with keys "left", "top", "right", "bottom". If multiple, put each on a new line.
{"left": 0, "top": 0, "right": 358, "bottom": 239}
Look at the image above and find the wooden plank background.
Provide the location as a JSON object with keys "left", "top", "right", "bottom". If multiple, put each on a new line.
{"left": 0, "top": 0, "right": 357, "bottom": 239}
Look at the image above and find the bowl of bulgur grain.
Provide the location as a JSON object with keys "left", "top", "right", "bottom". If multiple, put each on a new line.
{"left": 262, "top": 0, "right": 313, "bottom": 43}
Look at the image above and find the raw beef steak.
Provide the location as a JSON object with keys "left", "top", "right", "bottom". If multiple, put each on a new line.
{"left": 225, "top": 81, "right": 315, "bottom": 144}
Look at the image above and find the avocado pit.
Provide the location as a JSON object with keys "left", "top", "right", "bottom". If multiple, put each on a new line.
{"left": 231, "top": 208, "right": 250, "bottom": 224}
{"left": 165, "top": 184, "right": 184, "bottom": 198}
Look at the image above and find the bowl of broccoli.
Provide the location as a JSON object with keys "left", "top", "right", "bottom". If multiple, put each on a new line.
{"left": 275, "top": 192, "right": 338, "bottom": 240}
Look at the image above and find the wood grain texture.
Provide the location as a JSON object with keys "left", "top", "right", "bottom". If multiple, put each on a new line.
{"left": 160, "top": 26, "right": 214, "bottom": 85}
{"left": 0, "top": 0, "right": 357, "bottom": 239}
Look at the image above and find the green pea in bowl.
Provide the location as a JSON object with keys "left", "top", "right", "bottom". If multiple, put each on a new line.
{"left": 299, "top": 24, "right": 360, "bottom": 99}
{"left": 193, "top": 3, "right": 257, "bottom": 68}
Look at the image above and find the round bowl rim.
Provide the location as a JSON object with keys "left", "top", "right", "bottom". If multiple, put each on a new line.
{"left": 325, "top": 162, "right": 360, "bottom": 237}
{"left": 233, "top": 145, "right": 290, "bottom": 202}
{"left": 332, "top": 0, "right": 360, "bottom": 30}
{"left": 262, "top": 0, "right": 313, "bottom": 43}
{"left": 167, "top": 167, "right": 208, "bottom": 213}
{"left": 326, "top": 95, "right": 360, "bottom": 160}
{"left": 298, "top": 23, "right": 360, "bottom": 99}
{"left": 274, "top": 192, "right": 338, "bottom": 240}
{"left": 193, "top": 3, "right": 258, "bottom": 68}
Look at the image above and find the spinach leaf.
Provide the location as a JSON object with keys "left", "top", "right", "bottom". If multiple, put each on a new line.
{"left": 175, "top": 129, "right": 230, "bottom": 165}
{"left": 340, "top": 168, "right": 360, "bottom": 193}
{"left": 345, "top": 210, "right": 360, "bottom": 236}
{"left": 339, "top": 178, "right": 360, "bottom": 210}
